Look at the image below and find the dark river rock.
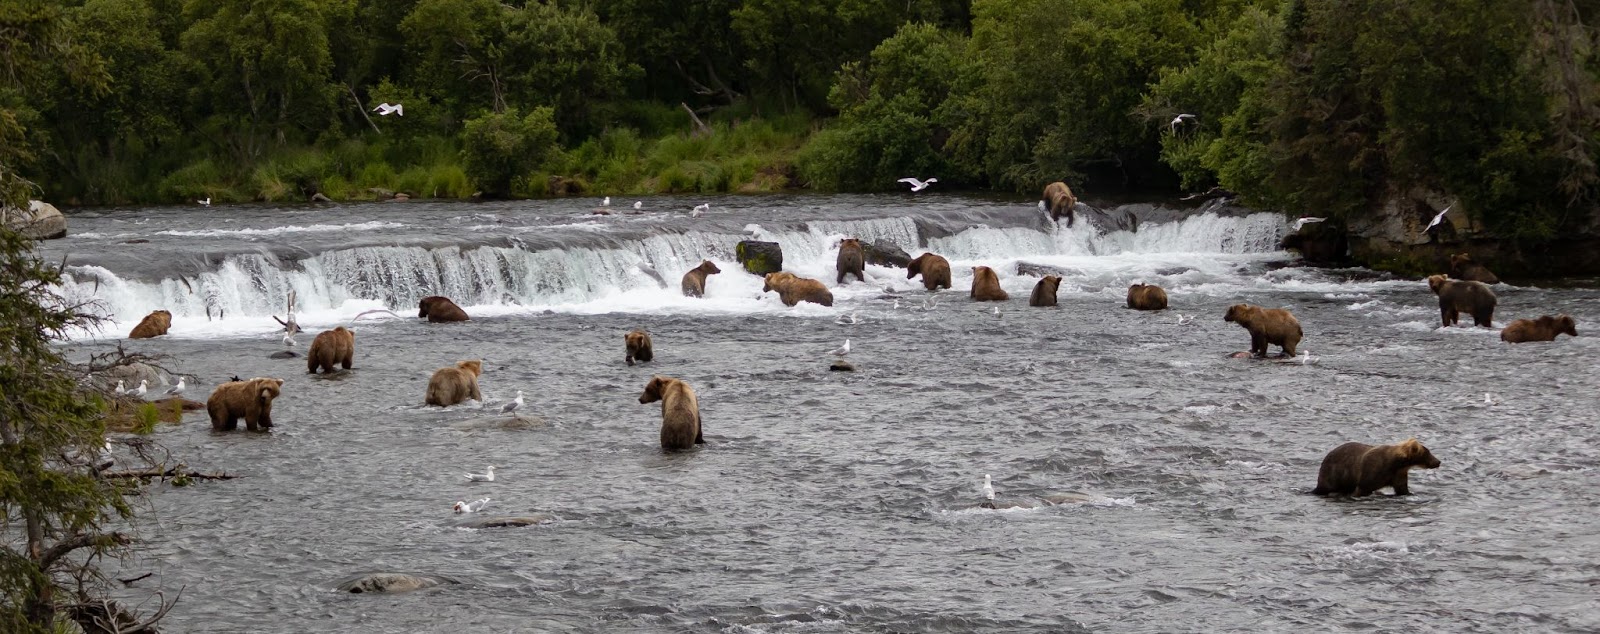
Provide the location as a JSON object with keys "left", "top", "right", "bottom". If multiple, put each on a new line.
{"left": 38, "top": 194, "right": 1600, "bottom": 632}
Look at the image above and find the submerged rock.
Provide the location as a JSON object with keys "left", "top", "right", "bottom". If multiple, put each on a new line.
{"left": 457, "top": 514, "right": 557, "bottom": 529}
{"left": 449, "top": 415, "right": 550, "bottom": 431}
{"left": 830, "top": 360, "right": 855, "bottom": 372}
{"left": 270, "top": 351, "right": 300, "bottom": 359}
{"left": 335, "top": 572, "right": 457, "bottom": 594}
{"left": 863, "top": 240, "right": 911, "bottom": 268}
{"left": 736, "top": 240, "right": 783, "bottom": 276}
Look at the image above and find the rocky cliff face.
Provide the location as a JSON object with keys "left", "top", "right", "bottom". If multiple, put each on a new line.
{"left": 1344, "top": 187, "right": 1600, "bottom": 278}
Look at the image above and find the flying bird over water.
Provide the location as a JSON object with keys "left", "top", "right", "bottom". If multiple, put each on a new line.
{"left": 500, "top": 390, "right": 524, "bottom": 414}
{"left": 898, "top": 177, "right": 938, "bottom": 192}
{"left": 829, "top": 339, "right": 851, "bottom": 356}
{"left": 1425, "top": 206, "right": 1452, "bottom": 232}
{"left": 372, "top": 103, "right": 404, "bottom": 116}
{"left": 1293, "top": 217, "right": 1326, "bottom": 231}
{"left": 165, "top": 377, "right": 186, "bottom": 396}
{"left": 465, "top": 466, "right": 496, "bottom": 482}
{"left": 453, "top": 497, "right": 491, "bottom": 514}
{"left": 1169, "top": 113, "right": 1197, "bottom": 133}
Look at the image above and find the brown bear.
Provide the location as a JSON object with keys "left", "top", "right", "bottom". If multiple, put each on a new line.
{"left": 1500, "top": 314, "right": 1578, "bottom": 343}
{"left": 637, "top": 375, "right": 703, "bottom": 451}
{"left": 418, "top": 296, "right": 470, "bottom": 322}
{"left": 1126, "top": 283, "right": 1168, "bottom": 310}
{"left": 306, "top": 326, "right": 355, "bottom": 374}
{"left": 906, "top": 252, "right": 952, "bottom": 291}
{"left": 762, "top": 272, "right": 834, "bottom": 307}
{"left": 1449, "top": 253, "right": 1500, "bottom": 284}
{"left": 970, "top": 266, "right": 1008, "bottom": 301}
{"left": 128, "top": 310, "right": 172, "bottom": 339}
{"left": 1043, "top": 181, "right": 1077, "bottom": 226}
{"left": 1427, "top": 274, "right": 1496, "bottom": 327}
{"left": 1029, "top": 275, "right": 1061, "bottom": 307}
{"left": 1224, "top": 303, "right": 1302, "bottom": 357}
{"left": 680, "top": 260, "right": 721, "bottom": 298}
{"left": 207, "top": 377, "right": 284, "bottom": 431}
{"left": 835, "top": 238, "right": 866, "bottom": 284}
{"left": 425, "top": 360, "right": 483, "bottom": 406}
{"left": 625, "top": 329, "right": 654, "bottom": 366}
{"left": 1311, "top": 438, "right": 1441, "bottom": 497}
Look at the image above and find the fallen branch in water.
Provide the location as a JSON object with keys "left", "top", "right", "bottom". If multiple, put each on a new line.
{"left": 101, "top": 467, "right": 237, "bottom": 481}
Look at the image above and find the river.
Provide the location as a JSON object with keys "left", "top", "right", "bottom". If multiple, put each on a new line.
{"left": 40, "top": 194, "right": 1600, "bottom": 632}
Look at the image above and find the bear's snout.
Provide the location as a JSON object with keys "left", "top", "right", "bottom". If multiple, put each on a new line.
{"left": 1425, "top": 456, "right": 1441, "bottom": 469}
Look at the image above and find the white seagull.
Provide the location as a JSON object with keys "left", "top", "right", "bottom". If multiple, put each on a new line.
{"left": 114, "top": 380, "right": 126, "bottom": 395}
{"left": 1425, "top": 206, "right": 1452, "bottom": 232}
{"left": 1293, "top": 217, "right": 1326, "bottom": 231}
{"left": 1169, "top": 113, "right": 1197, "bottom": 133}
{"left": 992, "top": 306, "right": 1002, "bottom": 319}
{"left": 922, "top": 296, "right": 938, "bottom": 311}
{"left": 982, "top": 474, "right": 995, "bottom": 501}
{"left": 500, "top": 390, "right": 524, "bottom": 414}
{"left": 829, "top": 339, "right": 851, "bottom": 356}
{"left": 1297, "top": 350, "right": 1317, "bottom": 365}
{"left": 692, "top": 203, "right": 710, "bottom": 217}
{"left": 465, "top": 466, "right": 496, "bottom": 482}
{"left": 835, "top": 311, "right": 858, "bottom": 325}
{"left": 453, "top": 497, "right": 491, "bottom": 514}
{"left": 892, "top": 299, "right": 900, "bottom": 310}
{"left": 633, "top": 201, "right": 643, "bottom": 210}
{"left": 372, "top": 103, "right": 404, "bottom": 116}
{"left": 283, "top": 331, "right": 296, "bottom": 347}
{"left": 1484, "top": 392, "right": 1500, "bottom": 406}
{"left": 1176, "top": 314, "right": 1194, "bottom": 326}
{"left": 1038, "top": 200, "right": 1047, "bottom": 212}
{"left": 198, "top": 198, "right": 211, "bottom": 207}
{"left": 130, "top": 380, "right": 148, "bottom": 398}
{"left": 602, "top": 196, "right": 611, "bottom": 206}
{"left": 164, "top": 377, "right": 186, "bottom": 396}
{"left": 898, "top": 177, "right": 937, "bottom": 192}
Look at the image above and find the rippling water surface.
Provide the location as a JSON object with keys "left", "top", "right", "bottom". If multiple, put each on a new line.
{"left": 43, "top": 195, "right": 1600, "bottom": 632}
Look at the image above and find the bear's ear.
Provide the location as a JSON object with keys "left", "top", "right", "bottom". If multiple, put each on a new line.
{"left": 1399, "top": 438, "right": 1422, "bottom": 455}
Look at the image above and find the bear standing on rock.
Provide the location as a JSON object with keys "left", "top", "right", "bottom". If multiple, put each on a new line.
{"left": 625, "top": 330, "right": 654, "bottom": 366}
{"left": 906, "top": 252, "right": 952, "bottom": 291}
{"left": 1501, "top": 315, "right": 1577, "bottom": 343}
{"left": 1126, "top": 283, "right": 1168, "bottom": 310}
{"left": 1224, "top": 303, "right": 1302, "bottom": 357}
{"left": 128, "top": 310, "right": 172, "bottom": 339}
{"left": 307, "top": 326, "right": 355, "bottom": 374}
{"left": 1029, "top": 275, "right": 1061, "bottom": 307}
{"left": 207, "top": 377, "right": 284, "bottom": 431}
{"left": 680, "top": 260, "right": 720, "bottom": 298}
{"left": 970, "top": 266, "right": 1008, "bottom": 301}
{"left": 638, "top": 375, "right": 703, "bottom": 451}
{"left": 425, "top": 360, "right": 483, "bottom": 406}
{"left": 418, "top": 296, "right": 470, "bottom": 322}
{"left": 1427, "top": 274, "right": 1496, "bottom": 327}
{"left": 1311, "top": 438, "right": 1441, "bottom": 497}
{"left": 835, "top": 238, "right": 866, "bottom": 284}
{"left": 1449, "top": 253, "right": 1500, "bottom": 284}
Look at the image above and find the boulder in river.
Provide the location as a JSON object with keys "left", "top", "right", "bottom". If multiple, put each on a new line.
{"left": 830, "top": 360, "right": 855, "bottom": 372}
{"left": 4, "top": 200, "right": 67, "bottom": 240}
{"left": 736, "top": 240, "right": 783, "bottom": 276}
{"left": 335, "top": 572, "right": 457, "bottom": 594}
{"left": 862, "top": 240, "right": 911, "bottom": 268}
{"left": 1015, "top": 262, "right": 1074, "bottom": 278}
{"left": 456, "top": 514, "right": 557, "bottom": 529}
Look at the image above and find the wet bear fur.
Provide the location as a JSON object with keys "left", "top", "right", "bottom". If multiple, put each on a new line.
{"left": 418, "top": 296, "right": 470, "bottom": 322}
{"left": 1224, "top": 303, "right": 1302, "bottom": 357}
{"left": 1126, "top": 283, "right": 1168, "bottom": 311}
{"left": 970, "top": 266, "right": 1009, "bottom": 301}
{"left": 1043, "top": 182, "right": 1077, "bottom": 226}
{"left": 1449, "top": 253, "right": 1500, "bottom": 284}
{"left": 638, "top": 375, "right": 703, "bottom": 451}
{"left": 128, "top": 310, "right": 172, "bottom": 339}
{"left": 1501, "top": 314, "right": 1577, "bottom": 343}
{"left": 426, "top": 360, "right": 483, "bottom": 406}
{"left": 306, "top": 326, "right": 355, "bottom": 374}
{"left": 681, "top": 260, "right": 721, "bottom": 297}
{"left": 906, "top": 253, "right": 952, "bottom": 290}
{"left": 1428, "top": 274, "right": 1496, "bottom": 327}
{"left": 1312, "top": 438, "right": 1441, "bottom": 497}
{"left": 207, "top": 377, "right": 284, "bottom": 431}
{"left": 835, "top": 238, "right": 866, "bottom": 284}
{"left": 1030, "top": 275, "right": 1061, "bottom": 307}
{"left": 762, "top": 272, "right": 834, "bottom": 307}
{"left": 625, "top": 330, "right": 654, "bottom": 365}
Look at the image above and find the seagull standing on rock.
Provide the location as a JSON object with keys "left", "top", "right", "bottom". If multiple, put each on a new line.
{"left": 829, "top": 339, "right": 851, "bottom": 356}
{"left": 898, "top": 177, "right": 937, "bottom": 192}
{"left": 981, "top": 474, "right": 996, "bottom": 508}
{"left": 465, "top": 466, "right": 496, "bottom": 482}
{"left": 129, "top": 380, "right": 148, "bottom": 398}
{"left": 501, "top": 390, "right": 524, "bottom": 415}
{"left": 165, "top": 377, "right": 186, "bottom": 397}
{"left": 114, "top": 380, "right": 126, "bottom": 395}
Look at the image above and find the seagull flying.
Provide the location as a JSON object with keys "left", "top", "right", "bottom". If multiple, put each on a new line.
{"left": 633, "top": 201, "right": 643, "bottom": 210}
{"left": 836, "top": 311, "right": 858, "bottom": 325}
{"left": 465, "top": 466, "right": 496, "bottom": 482}
{"left": 130, "top": 380, "right": 148, "bottom": 398}
{"left": 500, "top": 390, "right": 524, "bottom": 414}
{"left": 1293, "top": 217, "right": 1326, "bottom": 231}
{"left": 692, "top": 203, "right": 709, "bottom": 217}
{"left": 982, "top": 474, "right": 995, "bottom": 501}
{"left": 1176, "top": 314, "right": 1194, "bottom": 326}
{"left": 198, "top": 198, "right": 210, "bottom": 207}
{"left": 898, "top": 177, "right": 937, "bottom": 192}
{"left": 1169, "top": 113, "right": 1197, "bottom": 134}
{"left": 829, "top": 339, "right": 851, "bottom": 356}
{"left": 602, "top": 196, "right": 611, "bottom": 206}
{"left": 164, "top": 377, "right": 186, "bottom": 396}
{"left": 1425, "top": 206, "right": 1452, "bottom": 232}
{"left": 453, "top": 497, "right": 491, "bottom": 514}
{"left": 372, "top": 103, "right": 404, "bottom": 116}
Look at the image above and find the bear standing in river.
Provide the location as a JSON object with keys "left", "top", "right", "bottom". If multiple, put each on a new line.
{"left": 128, "top": 310, "right": 172, "bottom": 339}
{"left": 680, "top": 260, "right": 720, "bottom": 298}
{"left": 207, "top": 377, "right": 284, "bottom": 431}
{"left": 835, "top": 238, "right": 866, "bottom": 284}
{"left": 638, "top": 375, "right": 703, "bottom": 451}
{"left": 906, "top": 252, "right": 952, "bottom": 290}
{"left": 1223, "top": 303, "right": 1302, "bottom": 357}
{"left": 1311, "top": 438, "right": 1441, "bottom": 497}
{"left": 306, "top": 326, "right": 355, "bottom": 374}
{"left": 418, "top": 296, "right": 470, "bottom": 322}
{"left": 1501, "top": 315, "right": 1577, "bottom": 343}
{"left": 625, "top": 330, "right": 654, "bottom": 366}
{"left": 1043, "top": 182, "right": 1077, "bottom": 226}
{"left": 970, "top": 266, "right": 1009, "bottom": 301}
{"left": 1126, "top": 283, "right": 1168, "bottom": 310}
{"left": 1428, "top": 274, "right": 1496, "bottom": 327}
{"left": 425, "top": 360, "right": 483, "bottom": 406}
{"left": 1029, "top": 275, "right": 1061, "bottom": 307}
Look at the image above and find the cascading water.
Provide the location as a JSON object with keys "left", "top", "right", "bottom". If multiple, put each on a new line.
{"left": 53, "top": 204, "right": 1291, "bottom": 334}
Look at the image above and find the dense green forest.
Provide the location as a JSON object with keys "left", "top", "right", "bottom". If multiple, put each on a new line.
{"left": 2, "top": 0, "right": 1597, "bottom": 239}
